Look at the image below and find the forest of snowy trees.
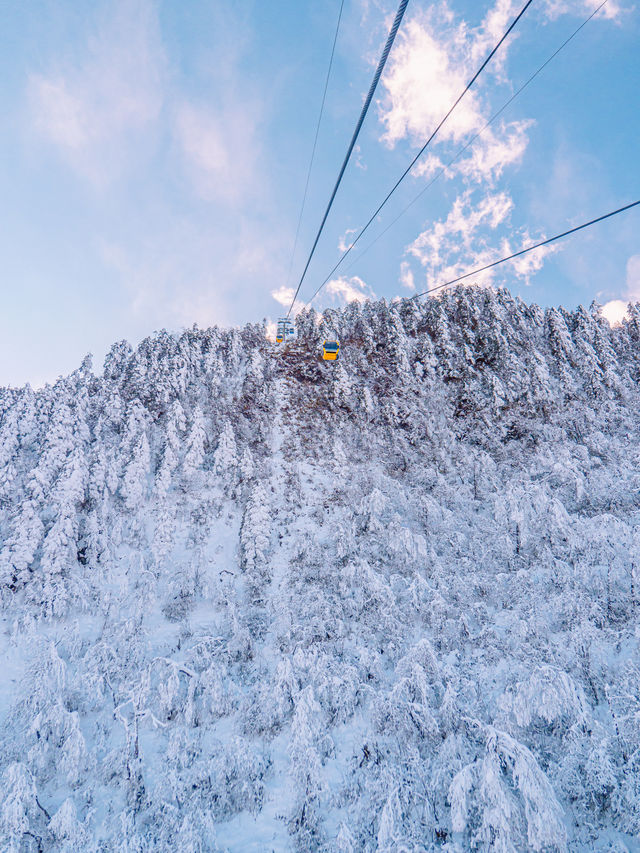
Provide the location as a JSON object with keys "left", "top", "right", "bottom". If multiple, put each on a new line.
{"left": 0, "top": 285, "right": 639, "bottom": 851}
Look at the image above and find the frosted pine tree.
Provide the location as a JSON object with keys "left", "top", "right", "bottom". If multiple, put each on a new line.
{"left": 239, "top": 446, "right": 255, "bottom": 484}
{"left": 213, "top": 420, "right": 237, "bottom": 482}
{"left": 0, "top": 287, "right": 640, "bottom": 850}
{"left": 182, "top": 405, "right": 208, "bottom": 481}
{"left": 48, "top": 798, "right": 88, "bottom": 852}
{"left": 0, "top": 501, "right": 44, "bottom": 596}
{"left": 240, "top": 481, "right": 270, "bottom": 617}
{"left": 288, "top": 686, "right": 326, "bottom": 848}
{"left": 26, "top": 398, "right": 75, "bottom": 504}
{"left": 0, "top": 403, "right": 20, "bottom": 502}
{"left": 0, "top": 763, "right": 44, "bottom": 851}
{"left": 240, "top": 482, "right": 270, "bottom": 572}
{"left": 376, "top": 786, "right": 403, "bottom": 852}
{"left": 121, "top": 432, "right": 151, "bottom": 513}
{"left": 38, "top": 503, "right": 77, "bottom": 617}
{"left": 332, "top": 362, "right": 352, "bottom": 408}
{"left": 155, "top": 399, "right": 185, "bottom": 496}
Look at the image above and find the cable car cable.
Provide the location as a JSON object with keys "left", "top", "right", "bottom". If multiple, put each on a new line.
{"left": 314, "top": 0, "right": 609, "bottom": 292}
{"left": 284, "top": 0, "right": 345, "bottom": 291}
{"left": 285, "top": 0, "right": 410, "bottom": 319}
{"left": 411, "top": 199, "right": 640, "bottom": 299}
{"left": 304, "top": 0, "right": 534, "bottom": 308}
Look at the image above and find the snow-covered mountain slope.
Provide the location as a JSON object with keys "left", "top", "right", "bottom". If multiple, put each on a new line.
{"left": 1, "top": 286, "right": 639, "bottom": 852}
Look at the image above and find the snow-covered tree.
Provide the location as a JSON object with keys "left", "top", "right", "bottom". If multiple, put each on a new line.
{"left": 182, "top": 406, "right": 207, "bottom": 481}
{"left": 121, "top": 432, "right": 150, "bottom": 513}
{"left": 0, "top": 286, "right": 639, "bottom": 850}
{"left": 213, "top": 420, "right": 237, "bottom": 478}
{"left": 0, "top": 501, "right": 44, "bottom": 595}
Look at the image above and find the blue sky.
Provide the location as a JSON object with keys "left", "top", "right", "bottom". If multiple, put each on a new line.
{"left": 0, "top": 0, "right": 638, "bottom": 386}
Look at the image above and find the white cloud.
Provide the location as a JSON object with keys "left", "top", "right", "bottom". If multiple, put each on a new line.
{"left": 338, "top": 228, "right": 358, "bottom": 253}
{"left": 412, "top": 153, "right": 453, "bottom": 181}
{"left": 354, "top": 144, "right": 367, "bottom": 171}
{"left": 500, "top": 231, "right": 558, "bottom": 281}
{"left": 376, "top": 0, "right": 618, "bottom": 295}
{"left": 626, "top": 254, "right": 640, "bottom": 296}
{"left": 541, "top": 0, "right": 624, "bottom": 22}
{"left": 30, "top": 79, "right": 90, "bottom": 150}
{"left": 409, "top": 191, "right": 513, "bottom": 265}
{"left": 325, "top": 276, "right": 376, "bottom": 304}
{"left": 377, "top": 0, "right": 617, "bottom": 194}
{"left": 378, "top": 8, "right": 484, "bottom": 149}
{"left": 271, "top": 278, "right": 374, "bottom": 315}
{"left": 98, "top": 233, "right": 229, "bottom": 329}
{"left": 169, "top": 5, "right": 265, "bottom": 208}
{"left": 25, "top": 0, "right": 285, "bottom": 340}
{"left": 468, "top": 0, "right": 523, "bottom": 71}
{"left": 28, "top": 0, "right": 164, "bottom": 185}
{"left": 406, "top": 190, "right": 557, "bottom": 292}
{"left": 27, "top": 0, "right": 264, "bottom": 204}
{"left": 98, "top": 203, "right": 288, "bottom": 330}
{"left": 457, "top": 120, "right": 532, "bottom": 184}
{"left": 601, "top": 254, "right": 640, "bottom": 326}
{"left": 377, "top": 0, "right": 539, "bottom": 150}
{"left": 177, "top": 106, "right": 231, "bottom": 177}
{"left": 400, "top": 261, "right": 415, "bottom": 291}
{"left": 600, "top": 299, "right": 628, "bottom": 326}
{"left": 376, "top": 2, "right": 535, "bottom": 188}
{"left": 175, "top": 99, "right": 262, "bottom": 206}
{"left": 271, "top": 286, "right": 296, "bottom": 309}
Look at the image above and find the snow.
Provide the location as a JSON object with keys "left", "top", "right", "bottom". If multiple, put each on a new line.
{"left": 0, "top": 287, "right": 640, "bottom": 850}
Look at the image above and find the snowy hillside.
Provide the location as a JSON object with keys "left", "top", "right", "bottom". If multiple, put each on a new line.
{"left": 1, "top": 286, "right": 639, "bottom": 852}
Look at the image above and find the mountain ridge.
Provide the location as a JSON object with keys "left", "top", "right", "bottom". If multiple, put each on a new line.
{"left": 1, "top": 285, "right": 639, "bottom": 851}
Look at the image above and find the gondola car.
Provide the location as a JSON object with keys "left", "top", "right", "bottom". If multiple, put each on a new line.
{"left": 276, "top": 318, "right": 296, "bottom": 343}
{"left": 322, "top": 340, "right": 339, "bottom": 361}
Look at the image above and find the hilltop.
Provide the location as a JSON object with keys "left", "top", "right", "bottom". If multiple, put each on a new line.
{"left": 1, "top": 286, "right": 639, "bottom": 851}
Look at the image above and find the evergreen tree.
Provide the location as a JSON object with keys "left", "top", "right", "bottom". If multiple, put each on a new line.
{"left": 0, "top": 287, "right": 639, "bottom": 850}
{"left": 121, "top": 432, "right": 151, "bottom": 513}
{"left": 182, "top": 406, "right": 208, "bottom": 480}
{"left": 0, "top": 501, "right": 45, "bottom": 595}
{"left": 213, "top": 420, "right": 237, "bottom": 477}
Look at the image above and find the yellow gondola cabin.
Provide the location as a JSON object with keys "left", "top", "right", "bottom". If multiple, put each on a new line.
{"left": 322, "top": 340, "right": 339, "bottom": 361}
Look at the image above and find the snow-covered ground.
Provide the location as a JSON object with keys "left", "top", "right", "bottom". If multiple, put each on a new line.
{"left": 1, "top": 287, "right": 639, "bottom": 851}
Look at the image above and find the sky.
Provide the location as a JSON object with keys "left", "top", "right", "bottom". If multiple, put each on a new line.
{"left": 0, "top": 0, "right": 638, "bottom": 387}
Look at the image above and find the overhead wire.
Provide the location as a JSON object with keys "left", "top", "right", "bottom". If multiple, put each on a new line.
{"left": 411, "top": 199, "right": 640, "bottom": 299}
{"left": 304, "top": 0, "right": 534, "bottom": 309}
{"left": 286, "top": 0, "right": 410, "bottom": 318}
{"left": 284, "top": 0, "right": 345, "bottom": 293}
{"left": 320, "top": 0, "right": 609, "bottom": 290}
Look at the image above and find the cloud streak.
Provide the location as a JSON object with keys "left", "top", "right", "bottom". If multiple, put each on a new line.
{"left": 407, "top": 190, "right": 557, "bottom": 291}
{"left": 175, "top": 100, "right": 263, "bottom": 206}
{"left": 28, "top": 0, "right": 165, "bottom": 186}
{"left": 325, "top": 275, "right": 376, "bottom": 304}
{"left": 601, "top": 254, "right": 640, "bottom": 325}
{"left": 374, "top": 0, "right": 617, "bottom": 299}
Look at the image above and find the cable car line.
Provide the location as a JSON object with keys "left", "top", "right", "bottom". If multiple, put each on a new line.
{"left": 303, "top": 0, "right": 534, "bottom": 309}
{"left": 411, "top": 199, "right": 640, "bottom": 300}
{"left": 285, "top": 0, "right": 410, "bottom": 319}
{"left": 311, "top": 0, "right": 609, "bottom": 294}
{"left": 284, "top": 0, "right": 345, "bottom": 292}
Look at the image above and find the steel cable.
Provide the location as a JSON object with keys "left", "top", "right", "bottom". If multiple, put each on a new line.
{"left": 316, "top": 0, "right": 609, "bottom": 292}
{"left": 306, "top": 0, "right": 535, "bottom": 307}
{"left": 284, "top": 0, "right": 345, "bottom": 293}
{"left": 286, "top": 0, "right": 410, "bottom": 318}
{"left": 412, "top": 200, "right": 640, "bottom": 299}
